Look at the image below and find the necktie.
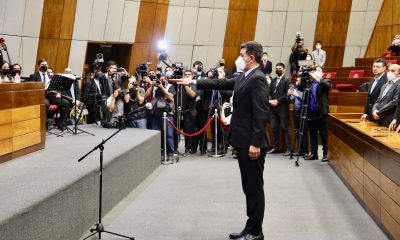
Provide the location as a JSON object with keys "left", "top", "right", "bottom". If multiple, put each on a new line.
{"left": 42, "top": 73, "right": 46, "bottom": 83}
{"left": 263, "top": 61, "right": 267, "bottom": 69}
{"left": 276, "top": 77, "right": 280, "bottom": 87}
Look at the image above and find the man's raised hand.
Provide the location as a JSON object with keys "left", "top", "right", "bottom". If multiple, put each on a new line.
{"left": 170, "top": 78, "right": 194, "bottom": 86}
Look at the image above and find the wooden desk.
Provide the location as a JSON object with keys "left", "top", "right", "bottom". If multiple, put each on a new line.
{"left": 324, "top": 66, "right": 374, "bottom": 78}
{"left": 0, "top": 83, "right": 46, "bottom": 163}
{"left": 329, "top": 92, "right": 367, "bottom": 113}
{"left": 330, "top": 77, "right": 370, "bottom": 90}
{"left": 328, "top": 113, "right": 400, "bottom": 239}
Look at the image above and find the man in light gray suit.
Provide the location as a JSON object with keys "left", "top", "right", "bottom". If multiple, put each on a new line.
{"left": 372, "top": 64, "right": 400, "bottom": 127}
{"left": 312, "top": 41, "right": 326, "bottom": 67}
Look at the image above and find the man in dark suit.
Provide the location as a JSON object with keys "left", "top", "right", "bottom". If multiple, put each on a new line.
{"left": 299, "top": 66, "right": 331, "bottom": 161}
{"left": 361, "top": 58, "right": 388, "bottom": 122}
{"left": 29, "top": 59, "right": 69, "bottom": 127}
{"left": 177, "top": 41, "right": 269, "bottom": 240}
{"left": 99, "top": 60, "right": 125, "bottom": 98}
{"left": 259, "top": 52, "right": 272, "bottom": 75}
{"left": 267, "top": 63, "right": 292, "bottom": 156}
{"left": 372, "top": 64, "right": 400, "bottom": 127}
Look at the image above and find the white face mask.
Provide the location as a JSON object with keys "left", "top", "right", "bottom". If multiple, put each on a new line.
{"left": 165, "top": 71, "right": 173, "bottom": 77}
{"left": 306, "top": 57, "right": 312, "bottom": 61}
{"left": 314, "top": 71, "right": 323, "bottom": 79}
{"left": 218, "top": 73, "right": 225, "bottom": 79}
{"left": 235, "top": 56, "right": 245, "bottom": 72}
{"left": 387, "top": 71, "right": 396, "bottom": 81}
{"left": 316, "top": 44, "right": 321, "bottom": 50}
{"left": 262, "top": 57, "right": 268, "bottom": 61}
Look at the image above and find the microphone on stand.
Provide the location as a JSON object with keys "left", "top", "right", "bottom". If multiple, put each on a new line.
{"left": 127, "top": 102, "right": 152, "bottom": 116}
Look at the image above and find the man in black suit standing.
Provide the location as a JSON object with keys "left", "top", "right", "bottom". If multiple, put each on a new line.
{"left": 372, "top": 63, "right": 400, "bottom": 127}
{"left": 361, "top": 58, "right": 388, "bottom": 122}
{"left": 259, "top": 52, "right": 272, "bottom": 75}
{"left": 267, "top": 63, "right": 292, "bottom": 156}
{"left": 176, "top": 41, "right": 269, "bottom": 240}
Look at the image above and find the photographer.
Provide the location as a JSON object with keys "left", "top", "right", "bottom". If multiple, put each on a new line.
{"left": 124, "top": 76, "right": 146, "bottom": 129}
{"left": 99, "top": 60, "right": 127, "bottom": 98}
{"left": 149, "top": 75, "right": 176, "bottom": 160}
{"left": 297, "top": 66, "right": 331, "bottom": 162}
{"left": 289, "top": 37, "right": 308, "bottom": 75}
{"left": 388, "top": 34, "right": 400, "bottom": 56}
{"left": 104, "top": 85, "right": 126, "bottom": 128}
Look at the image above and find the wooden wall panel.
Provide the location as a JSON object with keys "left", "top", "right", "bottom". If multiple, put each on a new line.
{"left": 36, "top": 0, "right": 77, "bottom": 73}
{"left": 0, "top": 110, "right": 12, "bottom": 125}
{"left": 313, "top": 0, "right": 352, "bottom": 67}
{"left": 13, "top": 119, "right": 41, "bottom": 137}
{"left": 39, "top": 0, "right": 65, "bottom": 39}
{"left": 129, "top": 1, "right": 169, "bottom": 72}
{"left": 365, "top": 0, "right": 400, "bottom": 58}
{"left": 0, "top": 124, "right": 13, "bottom": 141}
{"left": 13, "top": 131, "right": 41, "bottom": 152}
{"left": 12, "top": 106, "right": 41, "bottom": 122}
{"left": 223, "top": 0, "right": 259, "bottom": 72}
{"left": 0, "top": 139, "right": 13, "bottom": 156}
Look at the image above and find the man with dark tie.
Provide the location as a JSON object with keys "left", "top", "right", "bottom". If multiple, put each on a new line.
{"left": 259, "top": 52, "right": 272, "bottom": 75}
{"left": 176, "top": 41, "right": 269, "bottom": 240}
{"left": 372, "top": 63, "right": 400, "bottom": 127}
{"left": 99, "top": 60, "right": 125, "bottom": 98}
{"left": 267, "top": 63, "right": 292, "bottom": 156}
{"left": 361, "top": 58, "right": 388, "bottom": 122}
{"left": 30, "top": 59, "right": 69, "bottom": 128}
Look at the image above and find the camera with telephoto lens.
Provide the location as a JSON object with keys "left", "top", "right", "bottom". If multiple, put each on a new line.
{"left": 295, "top": 31, "right": 302, "bottom": 44}
{"left": 119, "top": 90, "right": 127, "bottom": 98}
{"left": 136, "top": 63, "right": 147, "bottom": 77}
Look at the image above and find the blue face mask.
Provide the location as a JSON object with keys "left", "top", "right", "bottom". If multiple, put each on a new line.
{"left": 165, "top": 71, "right": 173, "bottom": 78}
{"left": 196, "top": 71, "right": 202, "bottom": 76}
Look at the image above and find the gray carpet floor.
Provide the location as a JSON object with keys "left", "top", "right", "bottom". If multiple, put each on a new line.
{"left": 82, "top": 146, "right": 388, "bottom": 240}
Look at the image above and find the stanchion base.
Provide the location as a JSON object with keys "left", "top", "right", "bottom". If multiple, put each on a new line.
{"left": 208, "top": 154, "right": 225, "bottom": 158}
{"left": 161, "top": 160, "right": 174, "bottom": 165}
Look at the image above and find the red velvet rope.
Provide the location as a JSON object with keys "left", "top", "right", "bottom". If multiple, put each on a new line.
{"left": 217, "top": 116, "right": 229, "bottom": 132}
{"left": 167, "top": 116, "right": 214, "bottom": 137}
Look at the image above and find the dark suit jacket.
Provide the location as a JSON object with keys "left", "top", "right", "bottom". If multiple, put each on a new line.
{"left": 197, "top": 68, "right": 270, "bottom": 148}
{"left": 259, "top": 60, "right": 272, "bottom": 75}
{"left": 29, "top": 72, "right": 53, "bottom": 82}
{"left": 364, "top": 74, "right": 388, "bottom": 117}
{"left": 372, "top": 80, "right": 400, "bottom": 127}
{"left": 270, "top": 76, "right": 290, "bottom": 112}
{"left": 99, "top": 72, "right": 125, "bottom": 97}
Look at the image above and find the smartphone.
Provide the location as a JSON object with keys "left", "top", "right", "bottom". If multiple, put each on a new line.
{"left": 289, "top": 84, "right": 294, "bottom": 91}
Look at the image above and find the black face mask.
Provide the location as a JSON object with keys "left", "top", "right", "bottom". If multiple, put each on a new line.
{"left": 219, "top": 63, "right": 225, "bottom": 67}
{"left": 275, "top": 70, "right": 283, "bottom": 76}
{"left": 12, "top": 70, "right": 21, "bottom": 76}
{"left": 40, "top": 65, "right": 48, "bottom": 72}
{"left": 2, "top": 69, "right": 10, "bottom": 75}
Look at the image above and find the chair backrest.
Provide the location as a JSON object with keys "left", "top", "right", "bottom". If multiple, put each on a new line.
{"left": 386, "top": 59, "right": 398, "bottom": 66}
{"left": 323, "top": 72, "right": 337, "bottom": 79}
{"left": 382, "top": 52, "right": 395, "bottom": 57}
{"left": 348, "top": 70, "right": 365, "bottom": 78}
{"left": 335, "top": 83, "right": 356, "bottom": 92}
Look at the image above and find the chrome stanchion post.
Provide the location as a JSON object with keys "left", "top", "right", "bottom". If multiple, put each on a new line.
{"left": 209, "top": 109, "right": 224, "bottom": 158}
{"left": 162, "top": 112, "right": 172, "bottom": 165}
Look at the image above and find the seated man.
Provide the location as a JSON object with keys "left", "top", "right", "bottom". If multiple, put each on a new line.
{"left": 372, "top": 64, "right": 400, "bottom": 127}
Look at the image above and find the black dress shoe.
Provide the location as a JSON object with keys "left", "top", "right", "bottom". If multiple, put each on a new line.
{"left": 304, "top": 153, "right": 318, "bottom": 160}
{"left": 321, "top": 155, "right": 329, "bottom": 162}
{"left": 283, "top": 150, "right": 291, "bottom": 156}
{"left": 303, "top": 152, "right": 310, "bottom": 158}
{"left": 229, "top": 230, "right": 246, "bottom": 239}
{"left": 267, "top": 148, "right": 281, "bottom": 154}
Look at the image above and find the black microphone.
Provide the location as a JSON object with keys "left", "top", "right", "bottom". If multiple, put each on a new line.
{"left": 127, "top": 102, "right": 152, "bottom": 116}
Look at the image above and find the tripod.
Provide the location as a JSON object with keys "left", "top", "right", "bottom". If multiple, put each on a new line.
{"left": 72, "top": 77, "right": 95, "bottom": 136}
{"left": 78, "top": 128, "right": 134, "bottom": 240}
{"left": 289, "top": 83, "right": 310, "bottom": 167}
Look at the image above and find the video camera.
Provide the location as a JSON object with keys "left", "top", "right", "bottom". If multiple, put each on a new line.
{"left": 173, "top": 62, "right": 184, "bottom": 79}
{"left": 298, "top": 60, "right": 316, "bottom": 88}
{"left": 136, "top": 62, "right": 152, "bottom": 77}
